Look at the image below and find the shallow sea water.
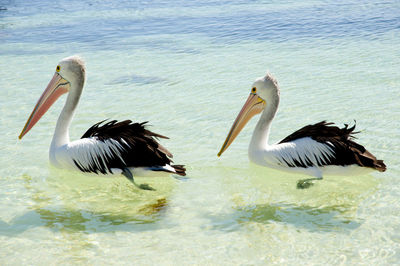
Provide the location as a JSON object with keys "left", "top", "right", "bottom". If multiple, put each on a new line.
{"left": 1, "top": 0, "right": 400, "bottom": 264}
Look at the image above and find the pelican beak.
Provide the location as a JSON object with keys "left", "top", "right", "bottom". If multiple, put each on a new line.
{"left": 218, "top": 93, "right": 266, "bottom": 157}
{"left": 19, "top": 73, "right": 70, "bottom": 139}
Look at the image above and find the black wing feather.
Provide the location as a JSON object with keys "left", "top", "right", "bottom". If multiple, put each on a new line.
{"left": 75, "top": 120, "right": 186, "bottom": 175}
{"left": 279, "top": 121, "right": 386, "bottom": 171}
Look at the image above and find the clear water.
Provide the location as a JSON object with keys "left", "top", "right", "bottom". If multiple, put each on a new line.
{"left": 1, "top": 0, "right": 400, "bottom": 264}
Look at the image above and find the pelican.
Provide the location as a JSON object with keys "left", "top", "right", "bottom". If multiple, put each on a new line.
{"left": 218, "top": 73, "right": 386, "bottom": 188}
{"left": 19, "top": 56, "right": 186, "bottom": 190}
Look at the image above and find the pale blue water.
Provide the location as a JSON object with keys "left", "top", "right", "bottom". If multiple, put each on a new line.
{"left": 1, "top": 0, "right": 400, "bottom": 264}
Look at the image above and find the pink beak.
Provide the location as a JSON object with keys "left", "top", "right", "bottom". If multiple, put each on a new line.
{"left": 19, "top": 73, "right": 70, "bottom": 139}
{"left": 218, "top": 93, "right": 266, "bottom": 157}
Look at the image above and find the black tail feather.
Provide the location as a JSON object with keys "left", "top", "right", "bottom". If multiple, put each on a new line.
{"left": 172, "top": 165, "right": 186, "bottom": 176}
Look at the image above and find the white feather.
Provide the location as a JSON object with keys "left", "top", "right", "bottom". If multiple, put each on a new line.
{"left": 50, "top": 137, "right": 126, "bottom": 173}
{"left": 50, "top": 137, "right": 179, "bottom": 177}
{"left": 249, "top": 137, "right": 341, "bottom": 177}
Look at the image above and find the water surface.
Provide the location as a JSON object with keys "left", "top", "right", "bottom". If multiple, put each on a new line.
{"left": 1, "top": 0, "right": 399, "bottom": 264}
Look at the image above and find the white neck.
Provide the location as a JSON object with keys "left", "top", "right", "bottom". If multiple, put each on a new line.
{"left": 50, "top": 81, "right": 83, "bottom": 149}
{"left": 249, "top": 93, "right": 279, "bottom": 153}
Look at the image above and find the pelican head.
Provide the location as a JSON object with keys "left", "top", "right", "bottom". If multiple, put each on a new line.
{"left": 217, "top": 73, "right": 280, "bottom": 157}
{"left": 19, "top": 56, "right": 86, "bottom": 139}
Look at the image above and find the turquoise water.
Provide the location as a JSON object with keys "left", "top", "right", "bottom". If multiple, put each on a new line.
{"left": 1, "top": 0, "right": 400, "bottom": 264}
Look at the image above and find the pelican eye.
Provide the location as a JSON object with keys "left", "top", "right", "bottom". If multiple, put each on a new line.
{"left": 56, "top": 65, "right": 61, "bottom": 72}
{"left": 251, "top": 87, "right": 257, "bottom": 93}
